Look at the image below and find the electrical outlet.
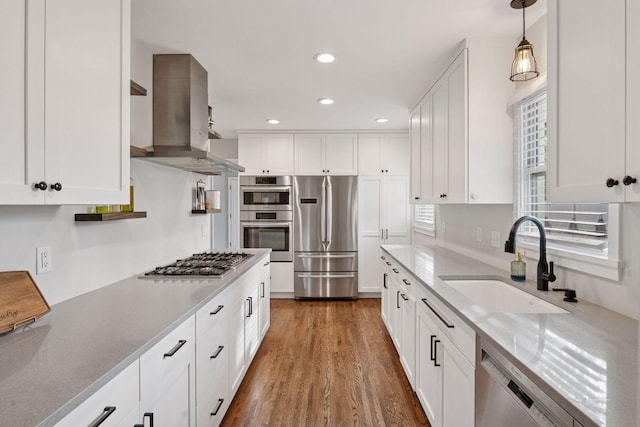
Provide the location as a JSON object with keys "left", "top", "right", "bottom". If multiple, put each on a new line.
{"left": 476, "top": 227, "right": 483, "bottom": 242}
{"left": 491, "top": 231, "right": 501, "bottom": 248}
{"left": 36, "top": 246, "right": 52, "bottom": 274}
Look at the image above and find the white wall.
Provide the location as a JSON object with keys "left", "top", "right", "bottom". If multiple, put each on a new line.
{"left": 0, "top": 161, "right": 211, "bottom": 305}
{"left": 0, "top": 39, "right": 211, "bottom": 305}
{"left": 411, "top": 15, "right": 640, "bottom": 319}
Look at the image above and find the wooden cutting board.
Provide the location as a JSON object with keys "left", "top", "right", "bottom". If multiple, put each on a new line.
{"left": 0, "top": 271, "right": 50, "bottom": 334}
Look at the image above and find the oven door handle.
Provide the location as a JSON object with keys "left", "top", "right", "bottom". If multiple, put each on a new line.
{"left": 241, "top": 185, "right": 291, "bottom": 192}
{"left": 240, "top": 222, "right": 292, "bottom": 227}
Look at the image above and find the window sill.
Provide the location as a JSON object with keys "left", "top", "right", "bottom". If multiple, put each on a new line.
{"left": 413, "top": 225, "right": 435, "bottom": 238}
{"left": 518, "top": 240, "right": 624, "bottom": 282}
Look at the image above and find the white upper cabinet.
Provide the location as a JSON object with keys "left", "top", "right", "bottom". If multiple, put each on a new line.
{"left": 294, "top": 133, "right": 357, "bottom": 175}
{"left": 410, "top": 40, "right": 513, "bottom": 204}
{"left": 547, "top": 0, "right": 639, "bottom": 202}
{"left": 358, "top": 134, "right": 410, "bottom": 176}
{"left": 238, "top": 133, "right": 295, "bottom": 175}
{"left": 0, "top": 0, "right": 130, "bottom": 205}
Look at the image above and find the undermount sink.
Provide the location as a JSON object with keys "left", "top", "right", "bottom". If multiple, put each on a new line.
{"left": 443, "top": 279, "right": 569, "bottom": 314}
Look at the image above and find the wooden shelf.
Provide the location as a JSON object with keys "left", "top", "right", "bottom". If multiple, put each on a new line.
{"left": 75, "top": 211, "right": 147, "bottom": 222}
{"left": 192, "top": 209, "right": 222, "bottom": 214}
{"left": 130, "top": 80, "right": 147, "bottom": 96}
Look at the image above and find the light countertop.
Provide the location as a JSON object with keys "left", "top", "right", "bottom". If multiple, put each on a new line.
{"left": 381, "top": 244, "right": 637, "bottom": 427}
{"left": 0, "top": 249, "right": 270, "bottom": 427}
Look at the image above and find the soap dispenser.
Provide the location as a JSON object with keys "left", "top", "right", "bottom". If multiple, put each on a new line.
{"left": 511, "top": 251, "right": 526, "bottom": 282}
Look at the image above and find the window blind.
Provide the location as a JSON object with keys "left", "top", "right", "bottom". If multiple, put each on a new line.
{"left": 516, "top": 92, "right": 608, "bottom": 252}
{"left": 414, "top": 204, "right": 435, "bottom": 231}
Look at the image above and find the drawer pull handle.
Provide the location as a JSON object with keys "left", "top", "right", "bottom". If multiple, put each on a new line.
{"left": 401, "top": 293, "right": 409, "bottom": 301}
{"left": 392, "top": 268, "right": 399, "bottom": 274}
{"left": 164, "top": 340, "right": 187, "bottom": 358}
{"left": 402, "top": 279, "right": 411, "bottom": 286}
{"left": 211, "top": 398, "right": 225, "bottom": 416}
{"left": 385, "top": 262, "right": 392, "bottom": 266}
{"left": 263, "top": 261, "right": 270, "bottom": 266}
{"left": 210, "top": 305, "right": 224, "bottom": 315}
{"left": 210, "top": 345, "right": 224, "bottom": 359}
{"left": 421, "top": 298, "right": 454, "bottom": 329}
{"left": 90, "top": 406, "right": 116, "bottom": 427}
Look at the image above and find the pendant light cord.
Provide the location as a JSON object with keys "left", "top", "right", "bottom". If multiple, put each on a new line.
{"left": 522, "top": 0, "right": 526, "bottom": 41}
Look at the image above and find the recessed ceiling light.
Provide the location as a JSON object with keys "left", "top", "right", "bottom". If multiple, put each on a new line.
{"left": 317, "top": 98, "right": 335, "bottom": 105}
{"left": 375, "top": 118, "right": 389, "bottom": 123}
{"left": 314, "top": 53, "right": 336, "bottom": 64}
{"left": 266, "top": 119, "right": 280, "bottom": 124}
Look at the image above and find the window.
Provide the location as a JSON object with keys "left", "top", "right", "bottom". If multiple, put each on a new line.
{"left": 514, "top": 90, "right": 621, "bottom": 280}
{"left": 414, "top": 204, "right": 435, "bottom": 236}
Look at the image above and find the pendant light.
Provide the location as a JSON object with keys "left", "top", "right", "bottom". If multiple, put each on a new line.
{"left": 509, "top": 0, "right": 539, "bottom": 82}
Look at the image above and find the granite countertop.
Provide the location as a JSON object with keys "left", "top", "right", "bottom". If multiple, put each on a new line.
{"left": 381, "top": 244, "right": 638, "bottom": 427}
{"left": 0, "top": 249, "right": 270, "bottom": 427}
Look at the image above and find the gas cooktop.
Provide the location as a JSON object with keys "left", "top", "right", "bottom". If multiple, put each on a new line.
{"left": 144, "top": 252, "right": 254, "bottom": 278}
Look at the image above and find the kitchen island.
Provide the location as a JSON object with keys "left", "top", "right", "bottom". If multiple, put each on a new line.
{"left": 381, "top": 244, "right": 637, "bottom": 427}
{"left": 0, "top": 248, "right": 270, "bottom": 427}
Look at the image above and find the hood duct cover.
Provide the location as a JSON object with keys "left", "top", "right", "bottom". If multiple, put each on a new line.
{"left": 142, "top": 54, "right": 244, "bottom": 175}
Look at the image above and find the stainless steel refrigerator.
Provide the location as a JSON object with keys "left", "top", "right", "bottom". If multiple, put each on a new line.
{"left": 293, "top": 176, "right": 358, "bottom": 299}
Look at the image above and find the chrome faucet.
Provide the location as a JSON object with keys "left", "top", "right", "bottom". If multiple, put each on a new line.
{"left": 504, "top": 215, "right": 556, "bottom": 291}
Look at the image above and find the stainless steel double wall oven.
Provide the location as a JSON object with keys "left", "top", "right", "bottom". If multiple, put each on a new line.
{"left": 239, "top": 176, "right": 293, "bottom": 262}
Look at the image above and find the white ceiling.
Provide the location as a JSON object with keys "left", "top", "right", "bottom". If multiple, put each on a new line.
{"left": 132, "top": 0, "right": 546, "bottom": 139}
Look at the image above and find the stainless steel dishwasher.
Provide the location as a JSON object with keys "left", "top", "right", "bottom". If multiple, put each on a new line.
{"left": 476, "top": 340, "right": 583, "bottom": 427}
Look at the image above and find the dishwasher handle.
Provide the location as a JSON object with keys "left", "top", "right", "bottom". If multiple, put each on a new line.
{"left": 508, "top": 380, "right": 533, "bottom": 409}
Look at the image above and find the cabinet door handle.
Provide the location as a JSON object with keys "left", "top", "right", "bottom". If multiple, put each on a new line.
{"left": 211, "top": 398, "right": 225, "bottom": 416}
{"left": 433, "top": 339, "right": 441, "bottom": 367}
{"left": 89, "top": 406, "right": 116, "bottom": 427}
{"left": 623, "top": 176, "right": 637, "bottom": 186}
{"left": 385, "top": 229, "right": 388, "bottom": 240}
{"left": 34, "top": 181, "right": 48, "bottom": 191}
{"left": 250, "top": 296, "right": 253, "bottom": 316}
{"left": 134, "top": 412, "right": 154, "bottom": 427}
{"left": 163, "top": 340, "right": 187, "bottom": 358}
{"left": 261, "top": 282, "right": 266, "bottom": 298}
{"left": 383, "top": 273, "right": 387, "bottom": 289}
{"left": 402, "top": 279, "right": 411, "bottom": 286}
{"left": 396, "top": 291, "right": 400, "bottom": 309}
{"left": 414, "top": 196, "right": 420, "bottom": 200}
{"left": 430, "top": 335, "right": 437, "bottom": 361}
{"left": 421, "top": 298, "right": 454, "bottom": 329}
{"left": 606, "top": 178, "right": 619, "bottom": 187}
{"left": 380, "top": 229, "right": 384, "bottom": 239}
{"left": 51, "top": 182, "right": 62, "bottom": 191}
{"left": 401, "top": 293, "right": 409, "bottom": 301}
{"left": 210, "top": 305, "right": 224, "bottom": 315}
{"left": 246, "top": 298, "right": 251, "bottom": 317}
{"left": 210, "top": 345, "right": 224, "bottom": 359}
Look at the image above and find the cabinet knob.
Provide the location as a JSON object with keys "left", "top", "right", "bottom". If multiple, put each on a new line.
{"left": 623, "top": 176, "right": 637, "bottom": 186}
{"left": 414, "top": 197, "right": 420, "bottom": 200}
{"left": 266, "top": 170, "right": 270, "bottom": 174}
{"left": 34, "top": 181, "right": 47, "bottom": 191}
{"left": 385, "top": 169, "right": 388, "bottom": 173}
{"left": 327, "top": 170, "right": 330, "bottom": 173}
{"left": 381, "top": 169, "right": 384, "bottom": 173}
{"left": 606, "top": 178, "right": 619, "bottom": 188}
{"left": 51, "top": 182, "right": 62, "bottom": 191}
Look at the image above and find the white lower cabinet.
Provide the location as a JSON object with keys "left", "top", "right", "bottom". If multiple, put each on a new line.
{"left": 415, "top": 285, "right": 476, "bottom": 427}
{"left": 140, "top": 315, "right": 196, "bottom": 427}
{"left": 56, "top": 257, "right": 271, "bottom": 427}
{"left": 195, "top": 290, "right": 230, "bottom": 427}
{"left": 55, "top": 360, "right": 139, "bottom": 427}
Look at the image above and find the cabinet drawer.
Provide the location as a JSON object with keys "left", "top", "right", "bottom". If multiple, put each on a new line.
{"left": 417, "top": 286, "right": 476, "bottom": 367}
{"left": 196, "top": 312, "right": 229, "bottom": 398}
{"left": 196, "top": 290, "right": 229, "bottom": 338}
{"left": 140, "top": 315, "right": 195, "bottom": 402}
{"left": 197, "top": 372, "right": 230, "bottom": 427}
{"left": 55, "top": 360, "right": 139, "bottom": 427}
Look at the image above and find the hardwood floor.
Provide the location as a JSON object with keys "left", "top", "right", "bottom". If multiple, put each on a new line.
{"left": 221, "top": 299, "right": 430, "bottom": 427}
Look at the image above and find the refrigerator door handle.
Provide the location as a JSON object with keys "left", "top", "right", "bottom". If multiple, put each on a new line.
{"left": 326, "top": 177, "right": 332, "bottom": 246}
{"left": 320, "top": 177, "right": 327, "bottom": 244}
{"left": 296, "top": 253, "right": 356, "bottom": 259}
{"left": 297, "top": 273, "right": 356, "bottom": 279}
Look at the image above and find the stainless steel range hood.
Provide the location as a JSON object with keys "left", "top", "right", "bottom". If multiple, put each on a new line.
{"left": 139, "top": 54, "right": 244, "bottom": 175}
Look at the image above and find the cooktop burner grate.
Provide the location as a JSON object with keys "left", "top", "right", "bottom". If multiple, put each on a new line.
{"left": 144, "top": 252, "right": 253, "bottom": 278}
